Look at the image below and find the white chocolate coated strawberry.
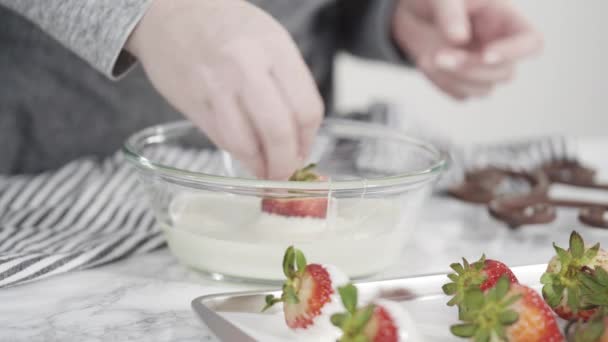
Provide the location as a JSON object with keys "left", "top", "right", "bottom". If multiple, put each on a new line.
{"left": 374, "top": 299, "right": 424, "bottom": 342}
{"left": 290, "top": 264, "right": 349, "bottom": 341}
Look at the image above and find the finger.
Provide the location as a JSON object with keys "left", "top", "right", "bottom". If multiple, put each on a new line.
{"left": 187, "top": 100, "right": 226, "bottom": 153}
{"left": 429, "top": 0, "right": 471, "bottom": 44}
{"left": 270, "top": 42, "right": 324, "bottom": 160}
{"left": 424, "top": 69, "right": 494, "bottom": 99}
{"left": 458, "top": 63, "right": 515, "bottom": 84}
{"left": 482, "top": 32, "right": 543, "bottom": 64}
{"left": 423, "top": 70, "right": 468, "bottom": 100}
{"left": 429, "top": 47, "right": 515, "bottom": 84}
{"left": 240, "top": 71, "right": 299, "bottom": 180}
{"left": 436, "top": 59, "right": 515, "bottom": 85}
{"left": 427, "top": 49, "right": 469, "bottom": 71}
{"left": 395, "top": 7, "right": 461, "bottom": 66}
{"left": 211, "top": 94, "right": 265, "bottom": 178}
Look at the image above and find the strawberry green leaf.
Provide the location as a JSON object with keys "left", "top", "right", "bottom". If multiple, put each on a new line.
{"left": 282, "top": 246, "right": 296, "bottom": 278}
{"left": 294, "top": 249, "right": 307, "bottom": 275}
{"left": 553, "top": 243, "right": 569, "bottom": 263}
{"left": 579, "top": 267, "right": 608, "bottom": 307}
{"left": 580, "top": 273, "right": 605, "bottom": 295}
{"left": 567, "top": 286, "right": 581, "bottom": 313}
{"left": 330, "top": 313, "right": 347, "bottom": 327}
{"left": 448, "top": 273, "right": 459, "bottom": 282}
{"left": 584, "top": 243, "right": 600, "bottom": 262}
{"left": 570, "top": 231, "right": 585, "bottom": 259}
{"left": 463, "top": 258, "right": 471, "bottom": 269}
{"left": 498, "top": 310, "right": 519, "bottom": 325}
{"left": 289, "top": 164, "right": 320, "bottom": 182}
{"left": 352, "top": 335, "right": 368, "bottom": 342}
{"left": 596, "top": 266, "right": 608, "bottom": 285}
{"left": 495, "top": 276, "right": 511, "bottom": 298}
{"left": 579, "top": 278, "right": 598, "bottom": 296}
{"left": 451, "top": 323, "right": 478, "bottom": 337}
{"left": 302, "top": 163, "right": 316, "bottom": 172}
{"left": 486, "top": 285, "right": 498, "bottom": 302}
{"left": 447, "top": 296, "right": 460, "bottom": 307}
{"left": 262, "top": 295, "right": 283, "bottom": 312}
{"left": 463, "top": 289, "right": 485, "bottom": 311}
{"left": 451, "top": 263, "right": 465, "bottom": 275}
{"left": 542, "top": 284, "right": 561, "bottom": 308}
{"left": 352, "top": 305, "right": 374, "bottom": 329}
{"left": 540, "top": 272, "right": 554, "bottom": 285}
{"left": 502, "top": 293, "right": 523, "bottom": 307}
{"left": 460, "top": 307, "right": 476, "bottom": 322}
{"left": 495, "top": 323, "right": 507, "bottom": 339}
{"left": 338, "top": 284, "right": 358, "bottom": 314}
{"left": 442, "top": 283, "right": 458, "bottom": 295}
{"left": 473, "top": 329, "right": 490, "bottom": 342}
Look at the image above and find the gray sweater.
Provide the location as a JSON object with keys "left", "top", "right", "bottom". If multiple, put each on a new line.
{"left": 0, "top": 0, "right": 404, "bottom": 174}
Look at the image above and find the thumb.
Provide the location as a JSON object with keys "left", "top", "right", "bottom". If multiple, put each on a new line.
{"left": 429, "top": 0, "right": 471, "bottom": 44}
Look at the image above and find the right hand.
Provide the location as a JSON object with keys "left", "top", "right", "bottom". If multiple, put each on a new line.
{"left": 393, "top": 0, "right": 542, "bottom": 100}
{"left": 126, "top": 0, "right": 324, "bottom": 180}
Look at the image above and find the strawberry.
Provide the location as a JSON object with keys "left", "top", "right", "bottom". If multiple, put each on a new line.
{"left": 442, "top": 255, "right": 519, "bottom": 308}
{"left": 261, "top": 164, "right": 328, "bottom": 219}
{"left": 331, "top": 284, "right": 401, "bottom": 342}
{"left": 541, "top": 231, "right": 608, "bottom": 321}
{"left": 263, "top": 246, "right": 345, "bottom": 329}
{"left": 451, "top": 276, "right": 563, "bottom": 342}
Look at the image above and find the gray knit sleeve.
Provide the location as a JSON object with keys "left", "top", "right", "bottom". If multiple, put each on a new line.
{"left": 0, "top": 0, "right": 153, "bottom": 79}
{"left": 338, "top": 0, "right": 410, "bottom": 65}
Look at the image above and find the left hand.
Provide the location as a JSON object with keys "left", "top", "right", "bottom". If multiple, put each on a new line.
{"left": 393, "top": 0, "right": 543, "bottom": 100}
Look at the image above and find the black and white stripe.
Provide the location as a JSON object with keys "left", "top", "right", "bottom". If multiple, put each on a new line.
{"left": 0, "top": 148, "right": 223, "bottom": 288}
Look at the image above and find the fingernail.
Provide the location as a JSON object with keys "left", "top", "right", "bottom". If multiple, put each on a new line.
{"left": 449, "top": 25, "right": 469, "bottom": 43}
{"left": 484, "top": 51, "right": 502, "bottom": 65}
{"left": 435, "top": 52, "right": 464, "bottom": 71}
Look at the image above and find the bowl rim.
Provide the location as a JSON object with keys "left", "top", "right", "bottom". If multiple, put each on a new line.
{"left": 122, "top": 119, "right": 448, "bottom": 191}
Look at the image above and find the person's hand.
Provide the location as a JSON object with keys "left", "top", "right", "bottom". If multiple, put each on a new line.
{"left": 393, "top": 0, "right": 543, "bottom": 100}
{"left": 126, "top": 0, "right": 324, "bottom": 180}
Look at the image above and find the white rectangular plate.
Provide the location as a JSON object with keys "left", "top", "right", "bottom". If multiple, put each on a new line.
{"left": 192, "top": 264, "right": 549, "bottom": 341}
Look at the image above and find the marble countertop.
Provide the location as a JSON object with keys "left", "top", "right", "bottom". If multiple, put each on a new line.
{"left": 2, "top": 137, "right": 607, "bottom": 341}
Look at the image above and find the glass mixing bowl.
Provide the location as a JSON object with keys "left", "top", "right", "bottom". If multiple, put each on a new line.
{"left": 123, "top": 118, "right": 446, "bottom": 282}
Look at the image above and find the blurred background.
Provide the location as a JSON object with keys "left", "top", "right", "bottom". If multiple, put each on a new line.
{"left": 335, "top": 0, "right": 608, "bottom": 144}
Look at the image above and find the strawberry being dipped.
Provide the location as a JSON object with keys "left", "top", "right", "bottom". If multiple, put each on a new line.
{"left": 451, "top": 276, "right": 563, "bottom": 342}
{"left": 331, "top": 284, "right": 421, "bottom": 342}
{"left": 442, "top": 255, "right": 519, "bottom": 308}
{"left": 263, "top": 246, "right": 348, "bottom": 339}
{"left": 261, "top": 164, "right": 328, "bottom": 219}
{"left": 541, "top": 231, "right": 608, "bottom": 321}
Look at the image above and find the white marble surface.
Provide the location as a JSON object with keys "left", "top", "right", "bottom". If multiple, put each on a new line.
{"left": 2, "top": 137, "right": 607, "bottom": 341}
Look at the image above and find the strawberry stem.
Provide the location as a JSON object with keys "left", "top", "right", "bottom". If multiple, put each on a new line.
{"left": 289, "top": 164, "right": 321, "bottom": 182}
{"left": 332, "top": 284, "right": 376, "bottom": 341}
{"left": 453, "top": 277, "right": 522, "bottom": 340}
{"left": 262, "top": 246, "right": 308, "bottom": 312}
{"left": 541, "top": 231, "right": 603, "bottom": 314}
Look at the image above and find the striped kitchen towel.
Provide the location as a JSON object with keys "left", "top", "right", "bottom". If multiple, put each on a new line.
{"left": 0, "top": 148, "right": 225, "bottom": 288}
